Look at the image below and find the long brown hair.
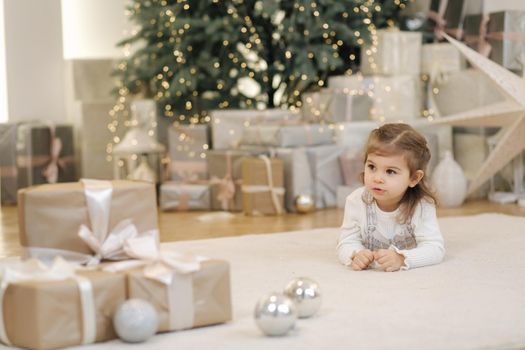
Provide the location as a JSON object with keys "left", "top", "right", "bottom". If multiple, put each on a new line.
{"left": 363, "top": 123, "right": 437, "bottom": 223}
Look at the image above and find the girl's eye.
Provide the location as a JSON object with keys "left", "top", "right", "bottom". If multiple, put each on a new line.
{"left": 367, "top": 164, "right": 375, "bottom": 170}
{"left": 386, "top": 169, "right": 397, "bottom": 175}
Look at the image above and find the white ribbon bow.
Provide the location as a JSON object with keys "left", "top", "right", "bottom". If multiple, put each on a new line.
{"left": 0, "top": 257, "right": 96, "bottom": 346}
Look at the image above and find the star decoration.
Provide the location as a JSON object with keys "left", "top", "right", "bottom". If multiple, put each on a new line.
{"left": 431, "top": 33, "right": 525, "bottom": 195}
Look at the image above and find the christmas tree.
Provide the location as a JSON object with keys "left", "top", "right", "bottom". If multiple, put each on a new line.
{"left": 114, "top": 0, "right": 408, "bottom": 124}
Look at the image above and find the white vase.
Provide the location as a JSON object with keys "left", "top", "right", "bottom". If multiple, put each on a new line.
{"left": 431, "top": 151, "right": 468, "bottom": 207}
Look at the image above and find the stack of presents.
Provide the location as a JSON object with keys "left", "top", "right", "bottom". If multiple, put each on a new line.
{"left": 1, "top": 179, "right": 232, "bottom": 349}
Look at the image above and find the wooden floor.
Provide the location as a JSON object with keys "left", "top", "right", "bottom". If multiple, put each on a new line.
{"left": 1, "top": 200, "right": 524, "bottom": 258}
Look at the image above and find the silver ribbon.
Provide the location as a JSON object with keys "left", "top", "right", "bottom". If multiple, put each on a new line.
{"left": 0, "top": 257, "right": 96, "bottom": 346}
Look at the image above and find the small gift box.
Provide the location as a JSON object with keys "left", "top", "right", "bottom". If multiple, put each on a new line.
{"left": 207, "top": 149, "right": 252, "bottom": 211}
{"left": 210, "top": 109, "right": 301, "bottom": 150}
{"left": 301, "top": 89, "right": 372, "bottom": 124}
{"left": 339, "top": 151, "right": 364, "bottom": 188}
{"left": 487, "top": 10, "right": 525, "bottom": 71}
{"left": 427, "top": 0, "right": 482, "bottom": 40}
{"left": 241, "top": 156, "right": 285, "bottom": 216}
{"left": 0, "top": 258, "right": 126, "bottom": 350}
{"left": 360, "top": 29, "right": 422, "bottom": 76}
{"left": 160, "top": 182, "right": 211, "bottom": 211}
{"left": 107, "top": 236, "right": 232, "bottom": 333}
{"left": 18, "top": 179, "right": 159, "bottom": 264}
{"left": 0, "top": 123, "right": 18, "bottom": 204}
{"left": 333, "top": 121, "right": 378, "bottom": 153}
{"left": 307, "top": 145, "right": 345, "bottom": 209}
{"left": 328, "top": 75, "right": 423, "bottom": 122}
{"left": 168, "top": 124, "right": 210, "bottom": 182}
{"left": 275, "top": 147, "right": 315, "bottom": 213}
{"left": 16, "top": 123, "right": 76, "bottom": 189}
{"left": 421, "top": 43, "right": 464, "bottom": 76}
{"left": 240, "top": 123, "right": 334, "bottom": 148}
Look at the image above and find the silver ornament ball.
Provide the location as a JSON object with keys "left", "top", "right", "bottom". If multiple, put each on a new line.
{"left": 254, "top": 292, "right": 297, "bottom": 336}
{"left": 295, "top": 194, "right": 315, "bottom": 214}
{"left": 113, "top": 299, "right": 159, "bottom": 343}
{"left": 283, "top": 277, "right": 322, "bottom": 318}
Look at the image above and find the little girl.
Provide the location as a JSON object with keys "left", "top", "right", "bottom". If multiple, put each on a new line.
{"left": 337, "top": 123, "right": 445, "bottom": 272}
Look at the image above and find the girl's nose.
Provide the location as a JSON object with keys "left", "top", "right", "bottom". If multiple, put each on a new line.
{"left": 374, "top": 175, "right": 383, "bottom": 183}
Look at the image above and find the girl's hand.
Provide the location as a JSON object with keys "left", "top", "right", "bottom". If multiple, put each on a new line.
{"left": 373, "top": 249, "right": 405, "bottom": 272}
{"left": 351, "top": 249, "right": 374, "bottom": 271}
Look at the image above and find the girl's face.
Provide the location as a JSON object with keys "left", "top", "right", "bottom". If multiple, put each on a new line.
{"left": 364, "top": 152, "right": 423, "bottom": 212}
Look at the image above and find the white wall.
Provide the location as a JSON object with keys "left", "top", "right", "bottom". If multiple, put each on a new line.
{"left": 61, "top": 0, "right": 131, "bottom": 59}
{"left": 0, "top": 0, "right": 8, "bottom": 122}
{"left": 4, "top": 0, "right": 66, "bottom": 122}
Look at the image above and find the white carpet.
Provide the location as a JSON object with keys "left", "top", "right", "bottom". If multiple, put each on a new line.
{"left": 31, "top": 214, "right": 525, "bottom": 349}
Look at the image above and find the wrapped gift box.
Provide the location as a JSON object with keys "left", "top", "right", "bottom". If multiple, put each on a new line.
{"left": 421, "top": 43, "right": 465, "bottom": 76}
{"left": 487, "top": 10, "right": 525, "bottom": 71}
{"left": 430, "top": 69, "right": 507, "bottom": 117}
{"left": 207, "top": 150, "right": 251, "bottom": 211}
{"left": 427, "top": 0, "right": 482, "bottom": 40}
{"left": 240, "top": 123, "right": 334, "bottom": 148}
{"left": 328, "top": 75, "right": 423, "bottom": 122}
{"left": 160, "top": 182, "right": 210, "bottom": 211}
{"left": 2, "top": 267, "right": 126, "bottom": 350}
{"left": 275, "top": 147, "right": 315, "bottom": 212}
{"left": 360, "top": 29, "right": 422, "bottom": 76}
{"left": 18, "top": 180, "right": 158, "bottom": 257}
{"left": 0, "top": 123, "right": 18, "bottom": 204}
{"left": 334, "top": 121, "right": 378, "bottom": 155}
{"left": 210, "top": 109, "right": 301, "bottom": 149}
{"left": 463, "top": 14, "right": 491, "bottom": 54}
{"left": 241, "top": 156, "right": 285, "bottom": 216}
{"left": 16, "top": 123, "right": 76, "bottom": 189}
{"left": 301, "top": 89, "right": 372, "bottom": 124}
{"left": 307, "top": 145, "right": 344, "bottom": 209}
{"left": 339, "top": 151, "right": 364, "bottom": 188}
{"left": 168, "top": 124, "right": 210, "bottom": 182}
{"left": 337, "top": 185, "right": 359, "bottom": 209}
{"left": 127, "top": 259, "right": 232, "bottom": 332}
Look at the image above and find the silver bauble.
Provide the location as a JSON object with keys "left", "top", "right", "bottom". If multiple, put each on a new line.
{"left": 283, "top": 277, "right": 322, "bottom": 318}
{"left": 113, "top": 299, "right": 159, "bottom": 343}
{"left": 294, "top": 194, "right": 315, "bottom": 213}
{"left": 254, "top": 292, "right": 297, "bottom": 336}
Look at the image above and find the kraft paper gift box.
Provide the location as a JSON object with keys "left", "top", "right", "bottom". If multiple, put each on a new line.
{"left": 240, "top": 123, "right": 334, "bottom": 148}
{"left": 430, "top": 69, "right": 507, "bottom": 117}
{"left": 207, "top": 149, "right": 251, "bottom": 211}
{"left": 301, "top": 89, "right": 372, "bottom": 124}
{"left": 328, "top": 75, "right": 423, "bottom": 122}
{"left": 274, "top": 147, "right": 314, "bottom": 213}
{"left": 18, "top": 179, "right": 158, "bottom": 260}
{"left": 210, "top": 109, "right": 301, "bottom": 149}
{"left": 168, "top": 124, "right": 210, "bottom": 182}
{"left": 241, "top": 156, "right": 285, "bottom": 216}
{"left": 0, "top": 259, "right": 126, "bottom": 350}
{"left": 487, "top": 10, "right": 525, "bottom": 71}
{"left": 360, "top": 29, "right": 422, "bottom": 76}
{"left": 421, "top": 43, "right": 465, "bottom": 76}
{"left": 16, "top": 123, "right": 76, "bottom": 189}
{"left": 114, "top": 239, "right": 232, "bottom": 334}
{"left": 463, "top": 14, "right": 492, "bottom": 54}
{"left": 306, "top": 145, "right": 344, "bottom": 209}
{"left": 160, "top": 182, "right": 210, "bottom": 211}
{"left": 427, "top": 0, "right": 482, "bottom": 40}
{"left": 0, "top": 123, "right": 18, "bottom": 204}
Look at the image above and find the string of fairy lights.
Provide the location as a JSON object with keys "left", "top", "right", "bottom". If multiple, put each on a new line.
{"left": 106, "top": 0, "right": 409, "bottom": 163}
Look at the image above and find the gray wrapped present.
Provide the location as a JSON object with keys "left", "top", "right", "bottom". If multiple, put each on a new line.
{"left": 421, "top": 43, "right": 464, "bottom": 76}
{"left": 210, "top": 109, "right": 301, "bottom": 149}
{"left": 168, "top": 124, "right": 210, "bottom": 182}
{"left": 16, "top": 123, "right": 76, "bottom": 189}
{"left": 487, "top": 10, "right": 525, "bottom": 71}
{"left": 0, "top": 123, "right": 18, "bottom": 204}
{"left": 240, "top": 123, "right": 333, "bottom": 148}
{"left": 360, "top": 29, "right": 422, "bottom": 76}
{"left": 307, "top": 145, "right": 344, "bottom": 209}
{"left": 301, "top": 89, "right": 371, "bottom": 124}
{"left": 275, "top": 148, "right": 314, "bottom": 213}
{"left": 334, "top": 121, "right": 378, "bottom": 156}
{"left": 160, "top": 182, "right": 211, "bottom": 211}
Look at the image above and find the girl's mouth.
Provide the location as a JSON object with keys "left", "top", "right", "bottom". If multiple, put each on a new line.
{"left": 372, "top": 187, "right": 385, "bottom": 194}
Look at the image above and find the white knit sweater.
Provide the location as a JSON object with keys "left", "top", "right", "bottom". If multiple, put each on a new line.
{"left": 337, "top": 187, "right": 445, "bottom": 270}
